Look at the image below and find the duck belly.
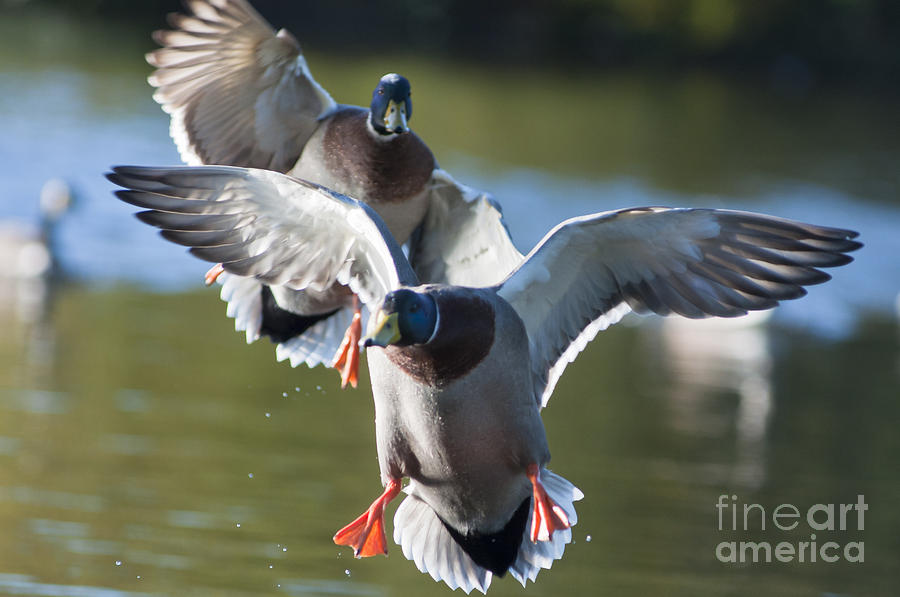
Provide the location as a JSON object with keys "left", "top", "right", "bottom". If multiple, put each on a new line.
{"left": 289, "top": 108, "right": 435, "bottom": 245}
{"left": 367, "top": 341, "right": 548, "bottom": 535}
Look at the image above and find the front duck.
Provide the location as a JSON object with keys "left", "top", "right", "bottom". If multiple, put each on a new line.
{"left": 349, "top": 286, "right": 578, "bottom": 590}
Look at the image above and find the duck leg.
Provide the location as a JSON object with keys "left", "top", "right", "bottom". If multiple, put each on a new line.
{"left": 526, "top": 463, "right": 570, "bottom": 542}
{"left": 204, "top": 263, "right": 225, "bottom": 286}
{"left": 333, "top": 478, "right": 402, "bottom": 557}
{"left": 331, "top": 297, "right": 362, "bottom": 389}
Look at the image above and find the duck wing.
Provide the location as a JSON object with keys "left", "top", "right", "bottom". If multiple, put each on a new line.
{"left": 147, "top": 0, "right": 337, "bottom": 171}
{"left": 108, "top": 165, "right": 416, "bottom": 309}
{"left": 409, "top": 169, "right": 524, "bottom": 287}
{"left": 496, "top": 207, "right": 861, "bottom": 407}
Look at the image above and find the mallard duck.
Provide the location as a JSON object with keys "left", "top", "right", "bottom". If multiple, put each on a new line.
{"left": 108, "top": 165, "right": 860, "bottom": 592}
{"left": 146, "top": 0, "right": 522, "bottom": 388}
{"left": 0, "top": 178, "right": 73, "bottom": 281}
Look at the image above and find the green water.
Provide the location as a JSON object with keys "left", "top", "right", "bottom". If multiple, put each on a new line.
{"left": 1, "top": 287, "right": 897, "bottom": 596}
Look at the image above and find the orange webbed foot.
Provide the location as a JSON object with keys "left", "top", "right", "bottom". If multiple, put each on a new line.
{"left": 204, "top": 263, "right": 225, "bottom": 286}
{"left": 331, "top": 300, "right": 362, "bottom": 389}
{"left": 527, "top": 463, "right": 571, "bottom": 542}
{"left": 333, "top": 479, "right": 401, "bottom": 557}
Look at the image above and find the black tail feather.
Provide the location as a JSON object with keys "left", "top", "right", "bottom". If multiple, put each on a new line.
{"left": 259, "top": 286, "right": 338, "bottom": 343}
{"left": 443, "top": 497, "right": 530, "bottom": 577}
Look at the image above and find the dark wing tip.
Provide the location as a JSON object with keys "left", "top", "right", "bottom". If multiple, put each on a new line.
{"left": 107, "top": 166, "right": 166, "bottom": 195}
{"left": 114, "top": 190, "right": 150, "bottom": 208}
{"left": 108, "top": 165, "right": 149, "bottom": 181}
{"left": 135, "top": 210, "right": 163, "bottom": 227}
{"left": 805, "top": 270, "right": 832, "bottom": 286}
{"left": 826, "top": 253, "right": 856, "bottom": 267}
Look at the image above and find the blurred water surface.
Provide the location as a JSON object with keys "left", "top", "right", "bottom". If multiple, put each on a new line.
{"left": 1, "top": 7, "right": 899, "bottom": 597}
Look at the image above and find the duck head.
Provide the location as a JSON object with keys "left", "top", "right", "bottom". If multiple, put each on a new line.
{"left": 364, "top": 288, "right": 437, "bottom": 347}
{"left": 369, "top": 73, "right": 412, "bottom": 136}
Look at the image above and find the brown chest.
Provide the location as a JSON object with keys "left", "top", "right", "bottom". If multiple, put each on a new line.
{"left": 321, "top": 108, "right": 436, "bottom": 204}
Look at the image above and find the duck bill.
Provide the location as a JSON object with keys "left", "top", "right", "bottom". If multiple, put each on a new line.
{"left": 362, "top": 310, "right": 401, "bottom": 347}
{"left": 383, "top": 100, "right": 409, "bottom": 134}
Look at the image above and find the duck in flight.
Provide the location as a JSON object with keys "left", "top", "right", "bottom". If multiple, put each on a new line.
{"left": 146, "top": 0, "right": 523, "bottom": 389}
{"left": 108, "top": 164, "right": 860, "bottom": 592}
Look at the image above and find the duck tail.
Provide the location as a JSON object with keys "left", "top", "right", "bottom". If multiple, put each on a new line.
{"left": 220, "top": 272, "right": 263, "bottom": 343}
{"left": 393, "top": 492, "right": 493, "bottom": 594}
{"left": 219, "top": 273, "right": 363, "bottom": 368}
{"left": 392, "top": 469, "right": 583, "bottom": 593}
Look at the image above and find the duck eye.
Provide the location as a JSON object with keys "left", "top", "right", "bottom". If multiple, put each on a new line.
{"left": 378, "top": 88, "right": 384, "bottom": 95}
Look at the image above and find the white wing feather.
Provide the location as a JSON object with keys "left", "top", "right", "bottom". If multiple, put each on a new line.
{"left": 410, "top": 169, "right": 524, "bottom": 287}
{"left": 147, "top": 0, "right": 337, "bottom": 171}
{"left": 109, "top": 166, "right": 415, "bottom": 312}
{"left": 498, "top": 207, "right": 860, "bottom": 407}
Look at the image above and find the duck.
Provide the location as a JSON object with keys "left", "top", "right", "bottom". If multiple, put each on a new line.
{"left": 0, "top": 178, "right": 73, "bottom": 281}
{"left": 107, "top": 164, "right": 861, "bottom": 592}
{"left": 145, "top": 0, "right": 523, "bottom": 388}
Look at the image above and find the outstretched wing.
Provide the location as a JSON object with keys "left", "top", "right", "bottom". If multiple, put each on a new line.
{"left": 147, "top": 0, "right": 337, "bottom": 171}
{"left": 107, "top": 165, "right": 417, "bottom": 308}
{"left": 409, "top": 170, "right": 524, "bottom": 287}
{"left": 496, "top": 207, "right": 861, "bottom": 407}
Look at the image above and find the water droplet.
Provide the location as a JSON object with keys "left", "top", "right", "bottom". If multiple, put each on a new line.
{"left": 282, "top": 546, "right": 288, "bottom": 552}
{"left": 136, "top": 576, "right": 141, "bottom": 580}
{"left": 585, "top": 534, "right": 592, "bottom": 542}
{"left": 294, "top": 387, "right": 300, "bottom": 392}
{"left": 115, "top": 560, "right": 122, "bottom": 567}
{"left": 282, "top": 392, "right": 288, "bottom": 398}
{"left": 344, "top": 568, "right": 351, "bottom": 577}
{"left": 316, "top": 385, "right": 322, "bottom": 391}
{"left": 236, "top": 523, "right": 242, "bottom": 528}
{"left": 265, "top": 412, "right": 271, "bottom": 418}
{"left": 268, "top": 563, "right": 273, "bottom": 569}
{"left": 248, "top": 473, "right": 254, "bottom": 479}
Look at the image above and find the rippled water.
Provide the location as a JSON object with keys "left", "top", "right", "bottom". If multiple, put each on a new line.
{"left": 1, "top": 7, "right": 899, "bottom": 597}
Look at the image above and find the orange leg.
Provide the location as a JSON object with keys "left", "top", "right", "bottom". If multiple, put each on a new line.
{"left": 204, "top": 263, "right": 225, "bottom": 286}
{"left": 331, "top": 298, "right": 362, "bottom": 389}
{"left": 527, "top": 463, "right": 570, "bottom": 542}
{"left": 333, "top": 478, "right": 402, "bottom": 557}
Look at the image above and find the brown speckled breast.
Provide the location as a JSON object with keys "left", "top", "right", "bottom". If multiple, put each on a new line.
{"left": 322, "top": 108, "right": 436, "bottom": 204}
{"left": 385, "top": 289, "right": 495, "bottom": 387}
